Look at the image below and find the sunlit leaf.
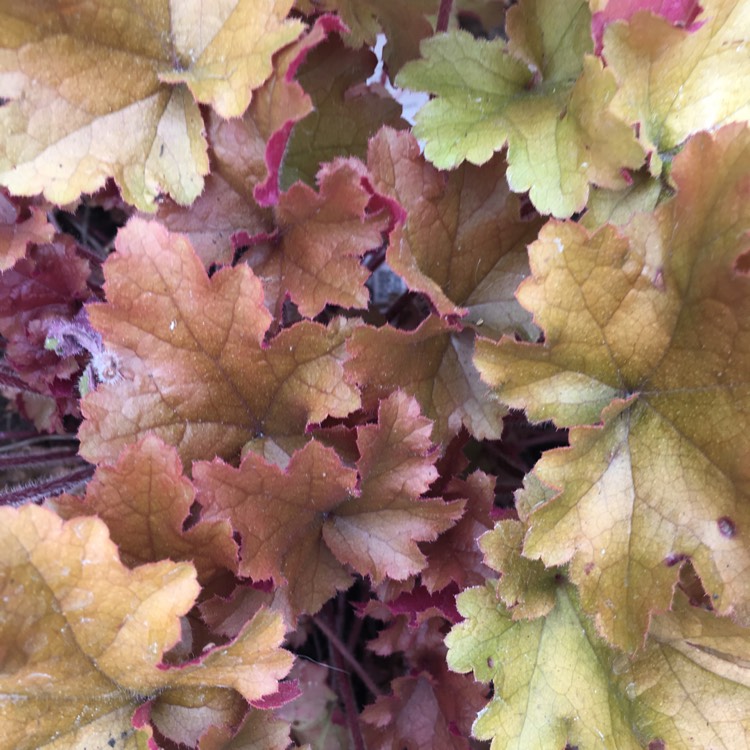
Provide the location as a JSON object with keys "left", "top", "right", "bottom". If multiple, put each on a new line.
{"left": 0, "top": 505, "right": 292, "bottom": 750}
{"left": 0, "top": 1, "right": 303, "bottom": 209}
{"left": 606, "top": 0, "right": 750, "bottom": 173}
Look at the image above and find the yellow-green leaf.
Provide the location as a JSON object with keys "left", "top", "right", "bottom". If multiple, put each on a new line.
{"left": 475, "top": 125, "right": 750, "bottom": 651}
{"left": 396, "top": 0, "right": 644, "bottom": 217}
{"left": 606, "top": 0, "right": 750, "bottom": 174}
{"left": 446, "top": 583, "right": 641, "bottom": 750}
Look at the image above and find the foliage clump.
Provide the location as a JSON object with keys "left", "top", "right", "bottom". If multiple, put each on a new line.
{"left": 1, "top": 0, "right": 749, "bottom": 748}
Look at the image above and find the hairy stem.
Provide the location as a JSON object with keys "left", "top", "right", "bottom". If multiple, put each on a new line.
{"left": 0, "top": 464, "right": 94, "bottom": 506}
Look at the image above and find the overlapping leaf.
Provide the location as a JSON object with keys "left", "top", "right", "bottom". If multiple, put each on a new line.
{"left": 606, "top": 0, "right": 750, "bottom": 173}
{"left": 396, "top": 0, "right": 644, "bottom": 217}
{"left": 361, "top": 666, "right": 486, "bottom": 750}
{"left": 475, "top": 125, "right": 750, "bottom": 651}
{"left": 0, "top": 190, "right": 53, "bottom": 271}
{"left": 591, "top": 0, "right": 703, "bottom": 52}
{"left": 248, "top": 158, "right": 392, "bottom": 318}
{"left": 0, "top": 1, "right": 303, "bottom": 209}
{"left": 367, "top": 127, "right": 543, "bottom": 338}
{"left": 347, "top": 317, "right": 506, "bottom": 443}
{"left": 0, "top": 505, "right": 292, "bottom": 750}
{"left": 194, "top": 392, "right": 464, "bottom": 616}
{"left": 448, "top": 577, "right": 750, "bottom": 749}
{"left": 281, "top": 36, "right": 406, "bottom": 190}
{"left": 312, "top": 0, "right": 436, "bottom": 74}
{"left": 55, "top": 434, "right": 238, "bottom": 584}
{"left": 79, "top": 218, "right": 360, "bottom": 466}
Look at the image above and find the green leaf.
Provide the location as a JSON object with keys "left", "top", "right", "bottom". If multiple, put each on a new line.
{"left": 396, "top": 0, "right": 644, "bottom": 217}
{"left": 446, "top": 582, "right": 641, "bottom": 750}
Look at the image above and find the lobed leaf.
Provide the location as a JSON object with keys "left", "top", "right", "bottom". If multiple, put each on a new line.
{"left": 396, "top": 0, "right": 644, "bottom": 217}
{"left": 0, "top": 1, "right": 303, "bottom": 210}
{"left": 281, "top": 36, "right": 406, "bottom": 190}
{"left": 475, "top": 125, "right": 750, "bottom": 651}
{"left": 55, "top": 434, "right": 238, "bottom": 584}
{"left": 367, "top": 127, "right": 542, "bottom": 338}
{"left": 79, "top": 218, "right": 360, "bottom": 466}
{"left": 606, "top": 0, "right": 750, "bottom": 173}
{"left": 447, "top": 581, "right": 750, "bottom": 749}
{"left": 347, "top": 317, "right": 507, "bottom": 443}
{"left": 195, "top": 392, "right": 463, "bottom": 617}
{"left": 0, "top": 505, "right": 292, "bottom": 750}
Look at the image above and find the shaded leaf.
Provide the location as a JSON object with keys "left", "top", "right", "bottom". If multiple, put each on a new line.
{"left": 367, "top": 127, "right": 542, "bottom": 338}
{"left": 281, "top": 36, "right": 406, "bottom": 190}
{"left": 475, "top": 125, "right": 750, "bottom": 651}
{"left": 361, "top": 666, "right": 486, "bottom": 750}
{"left": 0, "top": 190, "right": 53, "bottom": 271}
{"left": 275, "top": 661, "right": 348, "bottom": 750}
{"left": 199, "top": 708, "right": 294, "bottom": 750}
{"left": 0, "top": 505, "right": 292, "bottom": 750}
{"left": 420, "top": 471, "right": 496, "bottom": 592}
{"left": 346, "top": 317, "right": 506, "bottom": 443}
{"left": 79, "top": 219, "right": 360, "bottom": 466}
{"left": 315, "top": 0, "right": 436, "bottom": 74}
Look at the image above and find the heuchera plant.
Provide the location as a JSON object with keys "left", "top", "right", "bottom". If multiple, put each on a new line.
{"left": 1, "top": 0, "right": 749, "bottom": 748}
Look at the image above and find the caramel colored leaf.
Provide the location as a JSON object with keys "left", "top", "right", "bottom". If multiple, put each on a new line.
{"left": 396, "top": 0, "right": 644, "bottom": 217}
{"left": 367, "top": 128, "right": 543, "bottom": 338}
{"left": 269, "top": 158, "right": 391, "bottom": 317}
{"left": 55, "top": 434, "right": 237, "bottom": 584}
{"left": 0, "top": 191, "right": 53, "bottom": 271}
{"left": 0, "top": 1, "right": 302, "bottom": 210}
{"left": 195, "top": 392, "right": 463, "bottom": 616}
{"left": 475, "top": 125, "right": 750, "bottom": 651}
{"left": 0, "top": 505, "right": 292, "bottom": 750}
{"left": 79, "top": 219, "right": 360, "bottom": 466}
{"left": 322, "top": 391, "right": 465, "bottom": 580}
{"left": 196, "top": 439, "right": 357, "bottom": 617}
{"left": 347, "top": 317, "right": 507, "bottom": 443}
{"left": 607, "top": 0, "right": 750, "bottom": 173}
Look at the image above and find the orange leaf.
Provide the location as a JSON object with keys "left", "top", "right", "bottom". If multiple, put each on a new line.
{"left": 79, "top": 218, "right": 360, "bottom": 466}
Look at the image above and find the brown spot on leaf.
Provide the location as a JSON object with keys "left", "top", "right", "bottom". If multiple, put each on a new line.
{"left": 717, "top": 516, "right": 736, "bottom": 538}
